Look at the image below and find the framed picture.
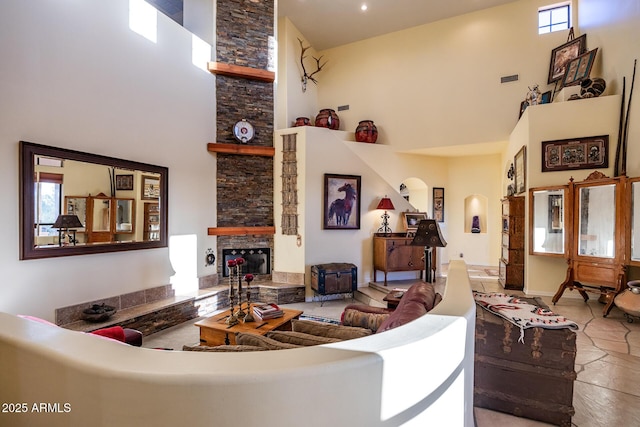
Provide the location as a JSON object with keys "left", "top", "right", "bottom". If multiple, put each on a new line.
{"left": 547, "top": 34, "right": 587, "bottom": 84}
{"left": 541, "top": 135, "right": 609, "bottom": 172}
{"left": 403, "top": 212, "right": 428, "bottom": 231}
{"left": 115, "top": 174, "right": 134, "bottom": 191}
{"left": 519, "top": 100, "right": 528, "bottom": 119}
{"left": 323, "top": 173, "right": 361, "bottom": 229}
{"left": 562, "top": 48, "right": 598, "bottom": 87}
{"left": 514, "top": 146, "right": 526, "bottom": 195}
{"left": 433, "top": 187, "right": 445, "bottom": 222}
{"left": 541, "top": 91, "right": 552, "bottom": 104}
{"left": 141, "top": 175, "right": 160, "bottom": 200}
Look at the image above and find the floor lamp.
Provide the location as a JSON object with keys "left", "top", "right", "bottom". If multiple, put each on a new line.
{"left": 410, "top": 219, "right": 447, "bottom": 282}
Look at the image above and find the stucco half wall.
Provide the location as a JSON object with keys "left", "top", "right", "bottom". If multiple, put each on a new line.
{"left": 0, "top": 260, "right": 475, "bottom": 427}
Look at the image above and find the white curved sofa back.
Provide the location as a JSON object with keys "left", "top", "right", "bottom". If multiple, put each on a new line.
{"left": 0, "top": 260, "right": 475, "bottom": 427}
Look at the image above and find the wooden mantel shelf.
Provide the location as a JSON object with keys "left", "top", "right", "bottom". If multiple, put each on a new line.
{"left": 208, "top": 226, "right": 276, "bottom": 236}
{"left": 207, "top": 62, "right": 275, "bottom": 83}
{"left": 207, "top": 143, "right": 275, "bottom": 157}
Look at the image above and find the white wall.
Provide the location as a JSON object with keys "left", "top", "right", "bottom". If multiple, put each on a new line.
{"left": 0, "top": 0, "right": 216, "bottom": 320}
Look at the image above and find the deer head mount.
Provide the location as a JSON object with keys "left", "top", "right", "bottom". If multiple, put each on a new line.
{"left": 298, "top": 38, "right": 327, "bottom": 92}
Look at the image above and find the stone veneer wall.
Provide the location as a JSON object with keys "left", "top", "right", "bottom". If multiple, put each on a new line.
{"left": 215, "top": 0, "right": 275, "bottom": 281}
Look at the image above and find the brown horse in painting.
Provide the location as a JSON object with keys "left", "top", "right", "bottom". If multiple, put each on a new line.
{"left": 329, "top": 183, "right": 356, "bottom": 226}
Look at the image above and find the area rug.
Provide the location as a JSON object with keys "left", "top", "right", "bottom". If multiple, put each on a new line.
{"left": 299, "top": 314, "right": 341, "bottom": 325}
{"left": 473, "top": 291, "right": 578, "bottom": 343}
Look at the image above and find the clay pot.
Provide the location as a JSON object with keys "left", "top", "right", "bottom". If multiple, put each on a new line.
{"left": 315, "top": 109, "right": 340, "bottom": 130}
{"left": 580, "top": 77, "right": 606, "bottom": 98}
{"left": 294, "top": 117, "right": 311, "bottom": 127}
{"left": 354, "top": 120, "right": 378, "bottom": 143}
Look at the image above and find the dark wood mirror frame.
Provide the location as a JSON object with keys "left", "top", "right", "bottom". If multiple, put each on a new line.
{"left": 19, "top": 141, "right": 169, "bottom": 260}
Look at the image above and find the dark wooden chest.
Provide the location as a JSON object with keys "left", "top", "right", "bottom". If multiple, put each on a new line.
{"left": 311, "top": 263, "right": 357, "bottom": 297}
{"left": 474, "top": 304, "right": 577, "bottom": 426}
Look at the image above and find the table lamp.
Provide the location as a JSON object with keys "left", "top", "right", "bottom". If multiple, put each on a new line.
{"left": 376, "top": 196, "right": 395, "bottom": 234}
{"left": 52, "top": 214, "right": 83, "bottom": 246}
{"left": 411, "top": 219, "right": 447, "bottom": 282}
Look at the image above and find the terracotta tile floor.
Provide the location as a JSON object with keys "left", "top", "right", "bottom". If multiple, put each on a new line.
{"left": 145, "top": 265, "right": 640, "bottom": 426}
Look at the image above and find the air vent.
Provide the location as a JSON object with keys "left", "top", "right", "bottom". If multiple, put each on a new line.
{"left": 501, "top": 74, "right": 519, "bottom": 83}
{"left": 337, "top": 105, "right": 349, "bottom": 111}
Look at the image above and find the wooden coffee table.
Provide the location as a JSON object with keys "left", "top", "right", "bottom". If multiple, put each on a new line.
{"left": 194, "top": 306, "right": 303, "bottom": 346}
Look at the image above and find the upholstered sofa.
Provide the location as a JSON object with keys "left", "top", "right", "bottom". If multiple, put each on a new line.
{"left": 0, "top": 260, "right": 476, "bottom": 427}
{"left": 183, "top": 281, "right": 442, "bottom": 352}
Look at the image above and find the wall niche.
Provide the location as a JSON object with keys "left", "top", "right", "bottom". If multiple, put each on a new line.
{"left": 464, "top": 194, "right": 488, "bottom": 234}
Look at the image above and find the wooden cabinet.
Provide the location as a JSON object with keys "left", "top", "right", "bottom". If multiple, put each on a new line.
{"left": 373, "top": 233, "right": 425, "bottom": 286}
{"left": 144, "top": 203, "right": 160, "bottom": 241}
{"left": 499, "top": 196, "right": 524, "bottom": 290}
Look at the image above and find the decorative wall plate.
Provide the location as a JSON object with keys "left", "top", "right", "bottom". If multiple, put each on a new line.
{"left": 233, "top": 119, "right": 255, "bottom": 143}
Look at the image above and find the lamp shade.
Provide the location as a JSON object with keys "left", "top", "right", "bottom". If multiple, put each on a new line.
{"left": 52, "top": 214, "right": 84, "bottom": 229}
{"left": 376, "top": 197, "right": 395, "bottom": 210}
{"left": 411, "top": 219, "right": 447, "bottom": 247}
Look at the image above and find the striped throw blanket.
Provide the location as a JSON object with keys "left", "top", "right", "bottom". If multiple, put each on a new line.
{"left": 473, "top": 291, "right": 578, "bottom": 343}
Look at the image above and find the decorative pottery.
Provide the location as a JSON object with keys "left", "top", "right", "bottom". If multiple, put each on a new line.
{"left": 294, "top": 117, "right": 311, "bottom": 127}
{"left": 315, "top": 108, "right": 340, "bottom": 130}
{"left": 354, "top": 120, "right": 378, "bottom": 143}
{"left": 580, "top": 77, "right": 606, "bottom": 98}
{"left": 81, "top": 303, "right": 117, "bottom": 322}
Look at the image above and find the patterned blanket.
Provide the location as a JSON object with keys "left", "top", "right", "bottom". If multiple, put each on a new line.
{"left": 473, "top": 291, "right": 578, "bottom": 343}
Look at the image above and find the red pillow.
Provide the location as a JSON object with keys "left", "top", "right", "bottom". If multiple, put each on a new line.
{"left": 90, "top": 326, "right": 126, "bottom": 342}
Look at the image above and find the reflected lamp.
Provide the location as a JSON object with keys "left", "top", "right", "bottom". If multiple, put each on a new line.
{"left": 52, "top": 214, "right": 83, "bottom": 246}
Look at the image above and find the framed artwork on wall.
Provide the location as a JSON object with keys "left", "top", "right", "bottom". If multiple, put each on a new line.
{"left": 541, "top": 135, "right": 609, "bottom": 172}
{"left": 562, "top": 48, "right": 598, "bottom": 87}
{"left": 141, "top": 175, "right": 160, "bottom": 200}
{"left": 547, "top": 34, "right": 587, "bottom": 84}
{"left": 514, "top": 146, "right": 526, "bottom": 195}
{"left": 115, "top": 174, "right": 134, "bottom": 191}
{"left": 433, "top": 187, "right": 445, "bottom": 222}
{"left": 323, "top": 173, "right": 361, "bottom": 229}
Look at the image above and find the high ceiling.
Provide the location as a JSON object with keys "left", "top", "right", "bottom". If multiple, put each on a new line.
{"left": 278, "top": 0, "right": 521, "bottom": 51}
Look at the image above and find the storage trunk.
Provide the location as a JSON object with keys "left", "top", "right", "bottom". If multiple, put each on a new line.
{"left": 310, "top": 263, "right": 357, "bottom": 298}
{"left": 474, "top": 303, "right": 577, "bottom": 426}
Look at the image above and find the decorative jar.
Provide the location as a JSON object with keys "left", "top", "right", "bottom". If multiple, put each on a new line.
{"left": 355, "top": 120, "right": 378, "bottom": 143}
{"left": 294, "top": 117, "right": 311, "bottom": 127}
{"left": 315, "top": 109, "right": 340, "bottom": 130}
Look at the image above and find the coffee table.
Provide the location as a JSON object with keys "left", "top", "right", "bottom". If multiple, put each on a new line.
{"left": 194, "top": 306, "right": 304, "bottom": 346}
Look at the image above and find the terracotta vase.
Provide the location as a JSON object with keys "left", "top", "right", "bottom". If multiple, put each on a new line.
{"left": 315, "top": 109, "right": 340, "bottom": 130}
{"left": 354, "top": 120, "right": 378, "bottom": 143}
{"left": 294, "top": 117, "right": 311, "bottom": 127}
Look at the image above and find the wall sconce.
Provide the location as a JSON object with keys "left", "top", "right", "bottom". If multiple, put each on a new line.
{"left": 411, "top": 219, "right": 447, "bottom": 282}
{"left": 376, "top": 196, "right": 395, "bottom": 235}
{"left": 52, "top": 214, "right": 83, "bottom": 246}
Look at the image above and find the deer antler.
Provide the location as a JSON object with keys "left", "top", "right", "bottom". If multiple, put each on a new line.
{"left": 298, "top": 38, "right": 327, "bottom": 92}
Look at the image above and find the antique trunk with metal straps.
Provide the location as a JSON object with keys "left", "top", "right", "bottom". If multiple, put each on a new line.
{"left": 310, "top": 263, "right": 357, "bottom": 303}
{"left": 474, "top": 298, "right": 577, "bottom": 427}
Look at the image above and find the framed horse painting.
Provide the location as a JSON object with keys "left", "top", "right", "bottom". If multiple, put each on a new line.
{"left": 323, "top": 173, "right": 361, "bottom": 229}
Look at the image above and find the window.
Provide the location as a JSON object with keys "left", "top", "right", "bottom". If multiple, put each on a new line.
{"left": 539, "top": 4, "right": 570, "bottom": 34}
{"left": 34, "top": 173, "right": 63, "bottom": 237}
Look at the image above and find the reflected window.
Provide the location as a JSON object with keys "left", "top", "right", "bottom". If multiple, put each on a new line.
{"left": 34, "top": 173, "right": 62, "bottom": 237}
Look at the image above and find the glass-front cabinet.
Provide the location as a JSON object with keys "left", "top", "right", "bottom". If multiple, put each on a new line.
{"left": 529, "top": 186, "right": 568, "bottom": 257}
{"left": 628, "top": 178, "right": 640, "bottom": 266}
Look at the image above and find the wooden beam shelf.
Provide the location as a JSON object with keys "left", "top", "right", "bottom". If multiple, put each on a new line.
{"left": 207, "top": 62, "right": 275, "bottom": 83}
{"left": 207, "top": 226, "right": 275, "bottom": 236}
{"left": 207, "top": 143, "right": 275, "bottom": 157}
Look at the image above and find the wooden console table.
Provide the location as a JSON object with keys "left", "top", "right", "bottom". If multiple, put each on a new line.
{"left": 373, "top": 233, "right": 436, "bottom": 285}
{"left": 195, "top": 306, "right": 303, "bottom": 346}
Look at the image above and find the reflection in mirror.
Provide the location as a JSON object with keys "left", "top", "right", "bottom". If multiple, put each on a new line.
{"left": 20, "top": 141, "right": 168, "bottom": 260}
{"left": 632, "top": 181, "right": 640, "bottom": 262}
{"left": 531, "top": 188, "right": 565, "bottom": 255}
{"left": 578, "top": 184, "right": 615, "bottom": 258}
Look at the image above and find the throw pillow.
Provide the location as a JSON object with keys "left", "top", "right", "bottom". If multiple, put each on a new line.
{"left": 235, "top": 332, "right": 300, "bottom": 350}
{"left": 341, "top": 309, "right": 390, "bottom": 333}
{"left": 291, "top": 319, "right": 372, "bottom": 340}
{"left": 266, "top": 330, "right": 342, "bottom": 346}
{"left": 182, "top": 344, "right": 267, "bottom": 352}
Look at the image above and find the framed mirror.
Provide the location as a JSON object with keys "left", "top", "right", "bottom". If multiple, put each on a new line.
{"left": 629, "top": 178, "right": 640, "bottom": 265}
{"left": 529, "top": 185, "right": 569, "bottom": 256}
{"left": 20, "top": 141, "right": 168, "bottom": 260}
{"left": 576, "top": 183, "right": 616, "bottom": 259}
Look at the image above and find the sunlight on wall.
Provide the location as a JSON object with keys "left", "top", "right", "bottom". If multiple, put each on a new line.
{"left": 129, "top": 0, "right": 157, "bottom": 43}
{"left": 169, "top": 234, "right": 198, "bottom": 295}
{"left": 192, "top": 34, "right": 211, "bottom": 72}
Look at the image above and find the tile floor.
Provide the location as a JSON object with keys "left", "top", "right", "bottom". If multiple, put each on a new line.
{"left": 143, "top": 265, "right": 640, "bottom": 427}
